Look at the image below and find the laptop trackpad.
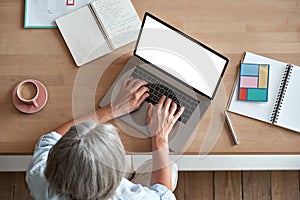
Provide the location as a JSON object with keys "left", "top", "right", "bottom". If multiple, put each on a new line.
{"left": 129, "top": 102, "right": 148, "bottom": 127}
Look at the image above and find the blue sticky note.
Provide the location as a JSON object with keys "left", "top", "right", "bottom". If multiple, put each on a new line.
{"left": 240, "top": 63, "right": 259, "bottom": 76}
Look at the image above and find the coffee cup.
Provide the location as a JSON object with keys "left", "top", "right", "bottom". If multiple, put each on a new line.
{"left": 16, "top": 80, "right": 39, "bottom": 107}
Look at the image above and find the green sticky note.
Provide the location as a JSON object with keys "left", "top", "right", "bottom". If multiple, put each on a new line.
{"left": 247, "top": 88, "right": 268, "bottom": 102}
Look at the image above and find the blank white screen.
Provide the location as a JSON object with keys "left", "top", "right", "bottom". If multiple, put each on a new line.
{"left": 135, "top": 15, "right": 227, "bottom": 98}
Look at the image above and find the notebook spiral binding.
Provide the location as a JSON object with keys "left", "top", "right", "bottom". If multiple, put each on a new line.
{"left": 88, "top": 4, "right": 114, "bottom": 51}
{"left": 270, "top": 64, "right": 293, "bottom": 124}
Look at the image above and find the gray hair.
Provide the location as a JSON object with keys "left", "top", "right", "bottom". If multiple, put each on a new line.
{"left": 45, "top": 121, "right": 125, "bottom": 200}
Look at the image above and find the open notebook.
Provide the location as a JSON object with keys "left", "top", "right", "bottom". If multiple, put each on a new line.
{"left": 56, "top": 0, "right": 140, "bottom": 66}
{"left": 228, "top": 52, "right": 300, "bottom": 133}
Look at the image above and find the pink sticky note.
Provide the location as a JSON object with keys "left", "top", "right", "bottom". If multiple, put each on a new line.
{"left": 240, "top": 76, "right": 258, "bottom": 88}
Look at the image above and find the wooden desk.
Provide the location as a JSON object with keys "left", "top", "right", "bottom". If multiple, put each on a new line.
{"left": 0, "top": 0, "right": 299, "bottom": 155}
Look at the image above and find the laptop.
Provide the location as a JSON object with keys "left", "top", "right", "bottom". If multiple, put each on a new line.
{"left": 100, "top": 12, "right": 229, "bottom": 152}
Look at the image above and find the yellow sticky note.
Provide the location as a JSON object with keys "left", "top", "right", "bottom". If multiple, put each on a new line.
{"left": 258, "top": 65, "right": 268, "bottom": 88}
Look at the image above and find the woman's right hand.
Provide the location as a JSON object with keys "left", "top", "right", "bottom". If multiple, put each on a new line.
{"left": 111, "top": 77, "right": 149, "bottom": 118}
{"left": 147, "top": 96, "right": 184, "bottom": 150}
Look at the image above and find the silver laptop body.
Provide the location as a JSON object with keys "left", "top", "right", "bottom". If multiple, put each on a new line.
{"left": 100, "top": 12, "right": 229, "bottom": 152}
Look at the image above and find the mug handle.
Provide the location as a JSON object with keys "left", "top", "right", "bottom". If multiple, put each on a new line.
{"left": 32, "top": 99, "right": 39, "bottom": 108}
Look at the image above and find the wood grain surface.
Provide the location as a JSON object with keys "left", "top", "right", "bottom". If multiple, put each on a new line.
{"left": 0, "top": 0, "right": 299, "bottom": 154}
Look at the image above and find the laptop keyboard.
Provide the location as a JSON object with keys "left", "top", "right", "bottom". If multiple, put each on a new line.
{"left": 130, "top": 66, "right": 199, "bottom": 124}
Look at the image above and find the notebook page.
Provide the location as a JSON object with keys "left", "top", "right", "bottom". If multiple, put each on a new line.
{"left": 56, "top": 6, "right": 111, "bottom": 66}
{"left": 91, "top": 0, "right": 141, "bottom": 49}
{"left": 275, "top": 65, "right": 300, "bottom": 132}
{"left": 228, "top": 52, "right": 286, "bottom": 123}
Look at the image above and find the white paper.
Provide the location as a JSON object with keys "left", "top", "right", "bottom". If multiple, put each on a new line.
{"left": 56, "top": 6, "right": 111, "bottom": 66}
{"left": 275, "top": 66, "right": 300, "bottom": 132}
{"left": 91, "top": 0, "right": 141, "bottom": 49}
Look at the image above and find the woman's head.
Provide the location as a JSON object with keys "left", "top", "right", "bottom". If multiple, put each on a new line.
{"left": 45, "top": 121, "right": 125, "bottom": 200}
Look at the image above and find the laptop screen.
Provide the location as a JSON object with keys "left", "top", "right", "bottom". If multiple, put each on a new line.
{"left": 134, "top": 13, "right": 229, "bottom": 99}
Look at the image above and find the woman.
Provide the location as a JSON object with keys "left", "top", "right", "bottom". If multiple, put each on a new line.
{"left": 26, "top": 78, "right": 184, "bottom": 200}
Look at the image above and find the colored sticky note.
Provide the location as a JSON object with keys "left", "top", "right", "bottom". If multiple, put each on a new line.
{"left": 240, "top": 63, "right": 259, "bottom": 76}
{"left": 239, "top": 88, "right": 247, "bottom": 100}
{"left": 238, "top": 63, "right": 270, "bottom": 102}
{"left": 247, "top": 88, "right": 268, "bottom": 102}
{"left": 258, "top": 65, "right": 269, "bottom": 88}
{"left": 240, "top": 76, "right": 258, "bottom": 88}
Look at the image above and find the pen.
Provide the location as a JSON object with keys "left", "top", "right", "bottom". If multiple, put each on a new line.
{"left": 224, "top": 110, "right": 239, "bottom": 145}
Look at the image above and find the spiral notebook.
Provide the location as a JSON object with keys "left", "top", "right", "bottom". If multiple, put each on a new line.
{"left": 56, "top": 0, "right": 140, "bottom": 66}
{"left": 228, "top": 52, "right": 300, "bottom": 133}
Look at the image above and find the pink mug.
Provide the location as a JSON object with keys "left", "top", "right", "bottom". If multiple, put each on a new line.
{"left": 16, "top": 80, "right": 39, "bottom": 107}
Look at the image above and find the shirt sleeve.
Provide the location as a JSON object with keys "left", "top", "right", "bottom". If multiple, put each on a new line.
{"left": 26, "top": 132, "right": 62, "bottom": 175}
{"left": 25, "top": 132, "right": 63, "bottom": 200}
{"left": 149, "top": 184, "right": 176, "bottom": 200}
{"left": 113, "top": 178, "right": 176, "bottom": 200}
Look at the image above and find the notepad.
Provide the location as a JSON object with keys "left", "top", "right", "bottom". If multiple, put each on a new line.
{"left": 55, "top": 0, "right": 141, "bottom": 66}
{"left": 238, "top": 63, "right": 269, "bottom": 102}
{"left": 228, "top": 52, "right": 300, "bottom": 133}
{"left": 24, "top": 0, "right": 95, "bottom": 28}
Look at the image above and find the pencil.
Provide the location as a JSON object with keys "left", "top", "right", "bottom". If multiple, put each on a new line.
{"left": 224, "top": 110, "right": 239, "bottom": 145}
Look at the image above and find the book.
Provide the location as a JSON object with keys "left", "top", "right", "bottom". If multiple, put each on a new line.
{"left": 238, "top": 63, "right": 270, "bottom": 102}
{"left": 24, "top": 0, "right": 95, "bottom": 28}
{"left": 55, "top": 0, "right": 141, "bottom": 66}
{"left": 228, "top": 52, "right": 300, "bottom": 133}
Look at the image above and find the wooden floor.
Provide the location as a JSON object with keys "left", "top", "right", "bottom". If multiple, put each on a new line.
{"left": 0, "top": 171, "right": 299, "bottom": 200}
